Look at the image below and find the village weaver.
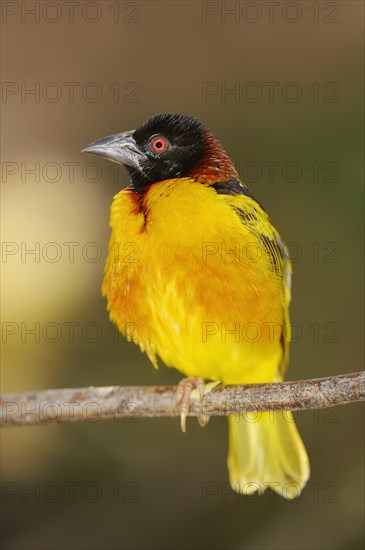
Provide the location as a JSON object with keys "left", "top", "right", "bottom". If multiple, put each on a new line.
{"left": 82, "top": 113, "right": 310, "bottom": 499}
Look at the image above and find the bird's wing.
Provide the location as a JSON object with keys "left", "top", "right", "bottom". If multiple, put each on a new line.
{"left": 221, "top": 191, "right": 292, "bottom": 377}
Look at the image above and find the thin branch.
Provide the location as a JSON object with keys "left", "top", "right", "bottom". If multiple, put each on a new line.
{"left": 1, "top": 371, "right": 364, "bottom": 427}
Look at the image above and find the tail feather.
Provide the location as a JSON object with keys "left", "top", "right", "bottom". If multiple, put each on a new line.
{"left": 228, "top": 411, "right": 310, "bottom": 499}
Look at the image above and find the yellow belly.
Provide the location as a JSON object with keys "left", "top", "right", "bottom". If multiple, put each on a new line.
{"left": 103, "top": 178, "right": 286, "bottom": 384}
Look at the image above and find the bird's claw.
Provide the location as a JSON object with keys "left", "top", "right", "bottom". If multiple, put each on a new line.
{"left": 175, "top": 377, "right": 208, "bottom": 433}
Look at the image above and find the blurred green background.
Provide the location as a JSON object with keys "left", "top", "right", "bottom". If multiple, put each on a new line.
{"left": 1, "top": 1, "right": 364, "bottom": 549}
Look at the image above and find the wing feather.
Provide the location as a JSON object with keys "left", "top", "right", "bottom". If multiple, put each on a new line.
{"left": 217, "top": 186, "right": 292, "bottom": 376}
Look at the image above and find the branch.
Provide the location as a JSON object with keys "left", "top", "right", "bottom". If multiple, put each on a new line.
{"left": 1, "top": 371, "right": 364, "bottom": 428}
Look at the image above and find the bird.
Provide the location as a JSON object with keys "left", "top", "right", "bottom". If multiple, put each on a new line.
{"left": 82, "top": 113, "right": 310, "bottom": 499}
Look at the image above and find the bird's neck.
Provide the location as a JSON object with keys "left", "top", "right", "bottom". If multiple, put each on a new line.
{"left": 188, "top": 131, "right": 239, "bottom": 184}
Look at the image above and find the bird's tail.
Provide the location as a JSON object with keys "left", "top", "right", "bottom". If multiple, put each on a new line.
{"left": 227, "top": 410, "right": 310, "bottom": 499}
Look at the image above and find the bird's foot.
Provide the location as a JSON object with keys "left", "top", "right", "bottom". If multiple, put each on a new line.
{"left": 175, "top": 377, "right": 221, "bottom": 433}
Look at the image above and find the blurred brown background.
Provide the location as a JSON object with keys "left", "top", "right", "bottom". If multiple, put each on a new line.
{"left": 1, "top": 1, "right": 364, "bottom": 549}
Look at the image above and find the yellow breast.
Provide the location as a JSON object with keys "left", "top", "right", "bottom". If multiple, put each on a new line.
{"left": 102, "top": 178, "right": 287, "bottom": 384}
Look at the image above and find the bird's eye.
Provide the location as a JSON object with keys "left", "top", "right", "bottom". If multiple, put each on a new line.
{"left": 151, "top": 136, "right": 168, "bottom": 152}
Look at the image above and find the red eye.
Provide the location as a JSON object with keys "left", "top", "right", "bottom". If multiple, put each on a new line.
{"left": 151, "top": 136, "right": 168, "bottom": 152}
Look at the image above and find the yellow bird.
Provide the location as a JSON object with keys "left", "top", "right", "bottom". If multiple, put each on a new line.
{"left": 82, "top": 113, "right": 310, "bottom": 499}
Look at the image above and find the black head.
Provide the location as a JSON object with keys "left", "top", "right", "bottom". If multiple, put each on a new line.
{"left": 81, "top": 113, "right": 208, "bottom": 190}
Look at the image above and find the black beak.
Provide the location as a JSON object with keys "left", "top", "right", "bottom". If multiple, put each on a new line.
{"left": 81, "top": 130, "right": 146, "bottom": 172}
